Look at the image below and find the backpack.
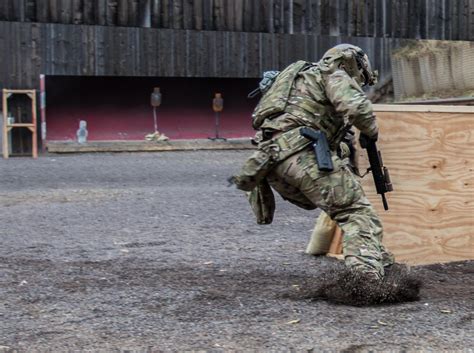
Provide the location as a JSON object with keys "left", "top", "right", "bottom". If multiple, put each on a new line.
{"left": 251, "top": 60, "right": 312, "bottom": 130}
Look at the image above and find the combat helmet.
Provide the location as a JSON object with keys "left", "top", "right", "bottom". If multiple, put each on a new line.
{"left": 322, "top": 44, "right": 377, "bottom": 86}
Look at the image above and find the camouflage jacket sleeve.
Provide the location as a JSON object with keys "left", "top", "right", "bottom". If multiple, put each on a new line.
{"left": 324, "top": 69, "right": 378, "bottom": 138}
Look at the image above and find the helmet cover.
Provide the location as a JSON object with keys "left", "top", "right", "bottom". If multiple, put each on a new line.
{"left": 322, "top": 44, "right": 377, "bottom": 86}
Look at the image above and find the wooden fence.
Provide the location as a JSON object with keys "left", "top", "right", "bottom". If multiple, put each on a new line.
{"left": 0, "top": 0, "right": 472, "bottom": 40}
{"left": 0, "top": 21, "right": 399, "bottom": 90}
{"left": 362, "top": 104, "right": 474, "bottom": 264}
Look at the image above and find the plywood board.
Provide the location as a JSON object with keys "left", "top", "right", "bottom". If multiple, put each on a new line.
{"left": 362, "top": 106, "right": 474, "bottom": 264}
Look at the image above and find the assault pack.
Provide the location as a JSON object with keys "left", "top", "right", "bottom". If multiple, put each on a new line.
{"left": 251, "top": 60, "right": 314, "bottom": 130}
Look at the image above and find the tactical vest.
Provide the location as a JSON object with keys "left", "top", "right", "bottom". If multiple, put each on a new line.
{"left": 252, "top": 61, "right": 311, "bottom": 130}
{"left": 252, "top": 61, "right": 347, "bottom": 149}
{"left": 285, "top": 69, "right": 346, "bottom": 147}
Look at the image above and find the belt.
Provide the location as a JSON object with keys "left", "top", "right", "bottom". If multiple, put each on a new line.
{"left": 262, "top": 126, "right": 319, "bottom": 141}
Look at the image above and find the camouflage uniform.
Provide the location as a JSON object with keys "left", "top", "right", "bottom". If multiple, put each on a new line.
{"left": 233, "top": 45, "right": 394, "bottom": 279}
{"left": 305, "top": 139, "right": 354, "bottom": 256}
{"left": 306, "top": 135, "right": 393, "bottom": 266}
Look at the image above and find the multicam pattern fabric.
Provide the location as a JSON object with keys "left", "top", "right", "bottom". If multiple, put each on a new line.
{"left": 231, "top": 127, "right": 311, "bottom": 192}
{"left": 307, "top": 138, "right": 394, "bottom": 268}
{"left": 252, "top": 61, "right": 310, "bottom": 130}
{"left": 233, "top": 55, "right": 392, "bottom": 279}
{"left": 266, "top": 149, "right": 393, "bottom": 279}
{"left": 245, "top": 178, "right": 275, "bottom": 225}
{"left": 259, "top": 64, "right": 378, "bottom": 147}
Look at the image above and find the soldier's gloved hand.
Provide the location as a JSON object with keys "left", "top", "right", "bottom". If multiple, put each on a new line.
{"left": 359, "top": 132, "right": 378, "bottom": 149}
{"left": 338, "top": 141, "right": 351, "bottom": 160}
{"left": 227, "top": 176, "right": 236, "bottom": 187}
{"left": 342, "top": 129, "right": 355, "bottom": 143}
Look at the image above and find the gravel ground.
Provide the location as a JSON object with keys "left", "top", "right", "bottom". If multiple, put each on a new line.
{"left": 0, "top": 151, "right": 472, "bottom": 352}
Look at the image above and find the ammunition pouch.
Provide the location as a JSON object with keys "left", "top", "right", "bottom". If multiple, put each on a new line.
{"left": 246, "top": 178, "right": 275, "bottom": 224}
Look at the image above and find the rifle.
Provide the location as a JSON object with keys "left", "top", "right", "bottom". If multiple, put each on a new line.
{"left": 300, "top": 127, "right": 334, "bottom": 172}
{"left": 360, "top": 136, "right": 393, "bottom": 210}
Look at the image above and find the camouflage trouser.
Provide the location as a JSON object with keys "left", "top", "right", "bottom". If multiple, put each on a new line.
{"left": 266, "top": 148, "right": 394, "bottom": 279}
{"left": 307, "top": 211, "right": 394, "bottom": 265}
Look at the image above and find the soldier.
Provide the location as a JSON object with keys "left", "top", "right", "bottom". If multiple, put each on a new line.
{"left": 231, "top": 44, "right": 394, "bottom": 280}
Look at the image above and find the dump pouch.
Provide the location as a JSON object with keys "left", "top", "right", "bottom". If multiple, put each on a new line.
{"left": 230, "top": 139, "right": 278, "bottom": 192}
{"left": 246, "top": 178, "right": 276, "bottom": 224}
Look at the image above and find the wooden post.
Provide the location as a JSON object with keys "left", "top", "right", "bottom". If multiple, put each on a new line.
{"left": 2, "top": 89, "right": 7, "bottom": 159}
{"left": 29, "top": 90, "right": 38, "bottom": 158}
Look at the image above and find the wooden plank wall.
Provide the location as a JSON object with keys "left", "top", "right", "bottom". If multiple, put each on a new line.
{"left": 361, "top": 105, "right": 474, "bottom": 265}
{"left": 0, "top": 0, "right": 472, "bottom": 41}
{"left": 0, "top": 21, "right": 398, "bottom": 90}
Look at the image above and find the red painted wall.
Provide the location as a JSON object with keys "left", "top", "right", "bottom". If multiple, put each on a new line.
{"left": 45, "top": 76, "right": 259, "bottom": 141}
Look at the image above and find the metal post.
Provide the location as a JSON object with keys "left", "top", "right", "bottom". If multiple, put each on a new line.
{"left": 150, "top": 87, "right": 162, "bottom": 133}
{"left": 209, "top": 93, "right": 225, "bottom": 141}
{"left": 40, "top": 74, "right": 46, "bottom": 153}
{"left": 153, "top": 106, "right": 158, "bottom": 132}
{"left": 214, "top": 111, "right": 220, "bottom": 139}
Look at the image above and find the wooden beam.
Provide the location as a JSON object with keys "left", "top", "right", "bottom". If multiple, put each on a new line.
{"left": 95, "top": 0, "right": 107, "bottom": 25}
{"left": 193, "top": 0, "right": 203, "bottom": 30}
{"left": 46, "top": 139, "right": 255, "bottom": 153}
{"left": 48, "top": 0, "right": 59, "bottom": 22}
{"left": 128, "top": 0, "right": 139, "bottom": 26}
{"left": 374, "top": 104, "right": 474, "bottom": 113}
{"left": 182, "top": 0, "right": 193, "bottom": 29}
{"left": 150, "top": 0, "right": 159, "bottom": 27}
{"left": 117, "top": 0, "right": 128, "bottom": 25}
{"left": 60, "top": 0, "right": 73, "bottom": 23}
{"left": 202, "top": 0, "right": 212, "bottom": 30}
{"left": 2, "top": 89, "right": 8, "bottom": 158}
{"left": 31, "top": 88, "right": 37, "bottom": 158}
{"left": 72, "top": 0, "right": 83, "bottom": 24}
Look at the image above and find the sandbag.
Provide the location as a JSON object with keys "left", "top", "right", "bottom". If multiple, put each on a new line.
{"left": 305, "top": 212, "right": 337, "bottom": 255}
